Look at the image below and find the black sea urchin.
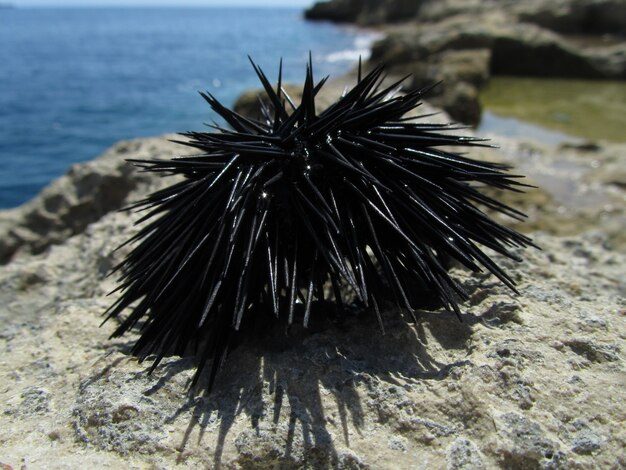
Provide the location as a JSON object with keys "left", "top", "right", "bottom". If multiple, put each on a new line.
{"left": 105, "top": 58, "right": 535, "bottom": 389}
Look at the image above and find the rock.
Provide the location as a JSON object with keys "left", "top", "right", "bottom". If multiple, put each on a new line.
{"left": 371, "top": 16, "right": 626, "bottom": 80}
{"left": 73, "top": 362, "right": 193, "bottom": 455}
{"left": 0, "top": 129, "right": 625, "bottom": 467}
{"left": 518, "top": 0, "right": 626, "bottom": 35}
{"left": 311, "top": 0, "right": 626, "bottom": 124}
{"left": 494, "top": 412, "right": 559, "bottom": 468}
{"left": 233, "top": 84, "right": 303, "bottom": 122}
{"left": 447, "top": 437, "right": 484, "bottom": 469}
{"left": 489, "top": 23, "right": 625, "bottom": 78}
{"left": 305, "top": 0, "right": 361, "bottom": 23}
{"left": 0, "top": 136, "right": 183, "bottom": 265}
{"left": 305, "top": 0, "right": 424, "bottom": 26}
{"left": 587, "top": 0, "right": 626, "bottom": 34}
{"left": 307, "top": 0, "right": 626, "bottom": 35}
{"left": 4, "top": 387, "right": 51, "bottom": 417}
{"left": 570, "top": 429, "right": 604, "bottom": 455}
{"left": 305, "top": 0, "right": 365, "bottom": 24}
{"left": 431, "top": 81, "right": 482, "bottom": 125}
{"left": 517, "top": 0, "right": 590, "bottom": 34}
{"left": 1, "top": 200, "right": 625, "bottom": 467}
{"left": 366, "top": 12, "right": 626, "bottom": 121}
{"left": 404, "top": 49, "right": 490, "bottom": 124}
{"left": 481, "top": 137, "right": 626, "bottom": 251}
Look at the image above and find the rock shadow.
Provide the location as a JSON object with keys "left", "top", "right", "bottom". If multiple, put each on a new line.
{"left": 143, "top": 305, "right": 475, "bottom": 469}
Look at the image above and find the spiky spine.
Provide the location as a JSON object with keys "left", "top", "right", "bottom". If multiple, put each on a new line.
{"left": 106, "top": 58, "right": 535, "bottom": 388}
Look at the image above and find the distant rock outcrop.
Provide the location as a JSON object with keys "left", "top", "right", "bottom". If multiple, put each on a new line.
{"left": 306, "top": 0, "right": 626, "bottom": 34}
{"left": 305, "top": 0, "right": 626, "bottom": 124}
{"left": 305, "top": 0, "right": 424, "bottom": 25}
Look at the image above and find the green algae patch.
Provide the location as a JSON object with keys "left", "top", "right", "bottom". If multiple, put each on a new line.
{"left": 481, "top": 77, "right": 626, "bottom": 142}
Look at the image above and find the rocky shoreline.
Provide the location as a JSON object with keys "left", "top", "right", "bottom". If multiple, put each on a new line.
{"left": 1, "top": 66, "right": 625, "bottom": 467}
{"left": 306, "top": 0, "right": 626, "bottom": 125}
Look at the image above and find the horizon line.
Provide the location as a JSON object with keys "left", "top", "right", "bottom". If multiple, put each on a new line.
{"left": 5, "top": 3, "right": 311, "bottom": 8}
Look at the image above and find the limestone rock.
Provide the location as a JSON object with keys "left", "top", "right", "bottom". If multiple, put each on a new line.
{"left": 309, "top": 0, "right": 626, "bottom": 124}
{"left": 404, "top": 49, "right": 490, "bottom": 124}
{"left": 517, "top": 0, "right": 626, "bottom": 35}
{"left": 371, "top": 17, "right": 626, "bottom": 80}
{"left": 233, "top": 84, "right": 304, "bottom": 122}
{"left": 0, "top": 133, "right": 625, "bottom": 468}
{"left": 306, "top": 0, "right": 626, "bottom": 35}
{"left": 0, "top": 136, "right": 182, "bottom": 265}
{"left": 305, "top": 0, "right": 424, "bottom": 26}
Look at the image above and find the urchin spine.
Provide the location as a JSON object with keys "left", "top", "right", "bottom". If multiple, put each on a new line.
{"left": 105, "top": 57, "right": 535, "bottom": 388}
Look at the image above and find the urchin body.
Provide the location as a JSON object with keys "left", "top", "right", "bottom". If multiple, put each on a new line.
{"left": 106, "top": 58, "right": 534, "bottom": 388}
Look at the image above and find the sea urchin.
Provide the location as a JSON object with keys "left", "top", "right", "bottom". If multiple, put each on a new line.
{"left": 105, "top": 57, "right": 535, "bottom": 389}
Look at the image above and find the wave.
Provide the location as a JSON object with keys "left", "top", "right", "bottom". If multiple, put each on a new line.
{"left": 323, "top": 30, "right": 384, "bottom": 64}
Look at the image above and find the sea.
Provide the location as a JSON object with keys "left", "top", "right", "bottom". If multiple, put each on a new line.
{"left": 0, "top": 7, "right": 381, "bottom": 208}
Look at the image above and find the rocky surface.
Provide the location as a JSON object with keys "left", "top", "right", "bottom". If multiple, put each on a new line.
{"left": 0, "top": 107, "right": 624, "bottom": 468}
{"left": 306, "top": 0, "right": 626, "bottom": 125}
{"left": 305, "top": 0, "right": 423, "bottom": 25}
{"left": 370, "top": 14, "right": 626, "bottom": 80}
{"left": 468, "top": 137, "right": 626, "bottom": 252}
{"left": 0, "top": 137, "right": 182, "bottom": 265}
{"left": 306, "top": 0, "right": 626, "bottom": 34}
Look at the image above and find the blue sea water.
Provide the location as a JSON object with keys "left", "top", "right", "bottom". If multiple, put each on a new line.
{"left": 0, "top": 7, "right": 379, "bottom": 208}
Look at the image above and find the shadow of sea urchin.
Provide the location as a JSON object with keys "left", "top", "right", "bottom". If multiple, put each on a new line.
{"left": 105, "top": 58, "right": 535, "bottom": 389}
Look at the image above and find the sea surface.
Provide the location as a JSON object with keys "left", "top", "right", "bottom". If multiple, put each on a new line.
{"left": 0, "top": 7, "right": 380, "bottom": 208}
